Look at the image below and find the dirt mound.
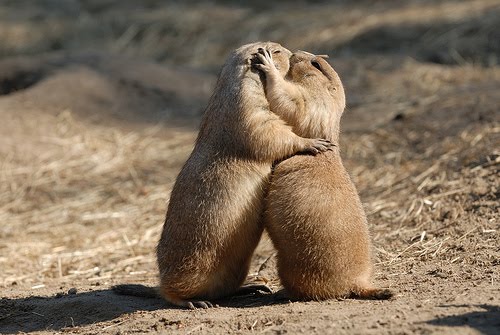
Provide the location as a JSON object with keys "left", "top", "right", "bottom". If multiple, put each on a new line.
{"left": 0, "top": 52, "right": 214, "bottom": 125}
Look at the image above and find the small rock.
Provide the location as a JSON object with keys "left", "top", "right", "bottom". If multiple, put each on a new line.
{"left": 427, "top": 269, "right": 448, "bottom": 278}
{"left": 68, "top": 287, "right": 77, "bottom": 295}
{"left": 472, "top": 179, "right": 489, "bottom": 195}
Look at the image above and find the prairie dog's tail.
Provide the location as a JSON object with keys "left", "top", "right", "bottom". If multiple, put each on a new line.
{"left": 351, "top": 287, "right": 394, "bottom": 300}
{"left": 112, "top": 284, "right": 161, "bottom": 299}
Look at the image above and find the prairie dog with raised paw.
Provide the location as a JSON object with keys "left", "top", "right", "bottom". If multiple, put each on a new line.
{"left": 155, "top": 42, "right": 335, "bottom": 309}
{"left": 255, "top": 49, "right": 393, "bottom": 300}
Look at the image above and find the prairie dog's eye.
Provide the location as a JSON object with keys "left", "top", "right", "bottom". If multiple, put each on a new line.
{"left": 273, "top": 50, "right": 281, "bottom": 54}
{"left": 311, "top": 61, "right": 321, "bottom": 71}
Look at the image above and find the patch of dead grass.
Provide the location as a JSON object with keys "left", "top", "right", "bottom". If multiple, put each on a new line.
{"left": 0, "top": 110, "right": 195, "bottom": 287}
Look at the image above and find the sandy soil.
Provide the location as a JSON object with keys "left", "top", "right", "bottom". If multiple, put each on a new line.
{"left": 0, "top": 1, "right": 499, "bottom": 334}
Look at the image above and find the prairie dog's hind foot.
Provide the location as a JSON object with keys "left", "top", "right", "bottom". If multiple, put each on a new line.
{"left": 162, "top": 290, "right": 215, "bottom": 309}
{"left": 166, "top": 294, "right": 215, "bottom": 309}
{"left": 112, "top": 284, "right": 216, "bottom": 309}
{"left": 185, "top": 300, "right": 214, "bottom": 309}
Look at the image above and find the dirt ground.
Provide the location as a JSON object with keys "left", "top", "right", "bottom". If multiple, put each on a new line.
{"left": 0, "top": 1, "right": 499, "bottom": 334}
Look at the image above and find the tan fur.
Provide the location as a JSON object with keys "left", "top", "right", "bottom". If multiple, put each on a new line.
{"left": 156, "top": 42, "right": 335, "bottom": 309}
{"left": 255, "top": 50, "right": 393, "bottom": 300}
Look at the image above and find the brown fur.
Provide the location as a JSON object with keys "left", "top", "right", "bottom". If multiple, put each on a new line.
{"left": 156, "top": 42, "right": 335, "bottom": 309}
{"left": 255, "top": 49, "right": 393, "bottom": 300}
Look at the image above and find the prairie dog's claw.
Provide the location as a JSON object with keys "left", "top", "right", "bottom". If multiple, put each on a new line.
{"left": 303, "top": 138, "right": 336, "bottom": 155}
{"left": 187, "top": 300, "right": 214, "bottom": 309}
{"left": 253, "top": 48, "right": 276, "bottom": 74}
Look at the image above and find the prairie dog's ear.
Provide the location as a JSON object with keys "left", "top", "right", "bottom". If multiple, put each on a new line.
{"left": 296, "top": 50, "right": 329, "bottom": 59}
{"left": 328, "top": 85, "right": 338, "bottom": 94}
{"left": 297, "top": 50, "right": 315, "bottom": 56}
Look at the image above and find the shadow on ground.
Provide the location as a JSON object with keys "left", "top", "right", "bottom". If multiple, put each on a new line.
{"left": 0, "top": 287, "right": 281, "bottom": 333}
{"left": 425, "top": 304, "right": 500, "bottom": 335}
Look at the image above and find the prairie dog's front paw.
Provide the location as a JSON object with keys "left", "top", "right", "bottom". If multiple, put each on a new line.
{"left": 301, "top": 138, "right": 336, "bottom": 155}
{"left": 253, "top": 48, "right": 278, "bottom": 74}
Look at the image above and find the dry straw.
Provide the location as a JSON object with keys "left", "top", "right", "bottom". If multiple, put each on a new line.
{"left": 0, "top": 110, "right": 195, "bottom": 287}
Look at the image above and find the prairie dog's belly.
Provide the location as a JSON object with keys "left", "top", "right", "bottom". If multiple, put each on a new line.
{"left": 160, "top": 157, "right": 271, "bottom": 263}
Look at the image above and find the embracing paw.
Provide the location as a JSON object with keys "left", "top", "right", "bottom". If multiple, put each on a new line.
{"left": 252, "top": 48, "right": 278, "bottom": 74}
{"left": 303, "top": 138, "right": 336, "bottom": 155}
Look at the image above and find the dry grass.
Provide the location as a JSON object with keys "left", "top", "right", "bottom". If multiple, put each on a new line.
{"left": 0, "top": 110, "right": 195, "bottom": 288}
{"left": 347, "top": 121, "right": 499, "bottom": 280}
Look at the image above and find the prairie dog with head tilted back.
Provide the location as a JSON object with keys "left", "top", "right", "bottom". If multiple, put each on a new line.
{"left": 154, "top": 42, "right": 335, "bottom": 309}
{"left": 254, "top": 49, "right": 393, "bottom": 300}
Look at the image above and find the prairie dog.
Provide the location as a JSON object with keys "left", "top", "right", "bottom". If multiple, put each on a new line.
{"left": 255, "top": 50, "right": 393, "bottom": 300}
{"left": 156, "top": 42, "right": 335, "bottom": 309}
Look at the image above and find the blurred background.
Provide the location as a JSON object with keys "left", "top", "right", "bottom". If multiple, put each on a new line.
{"left": 1, "top": 0, "right": 499, "bottom": 126}
{"left": 2, "top": 0, "right": 499, "bottom": 66}
{"left": 0, "top": 1, "right": 498, "bottom": 332}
